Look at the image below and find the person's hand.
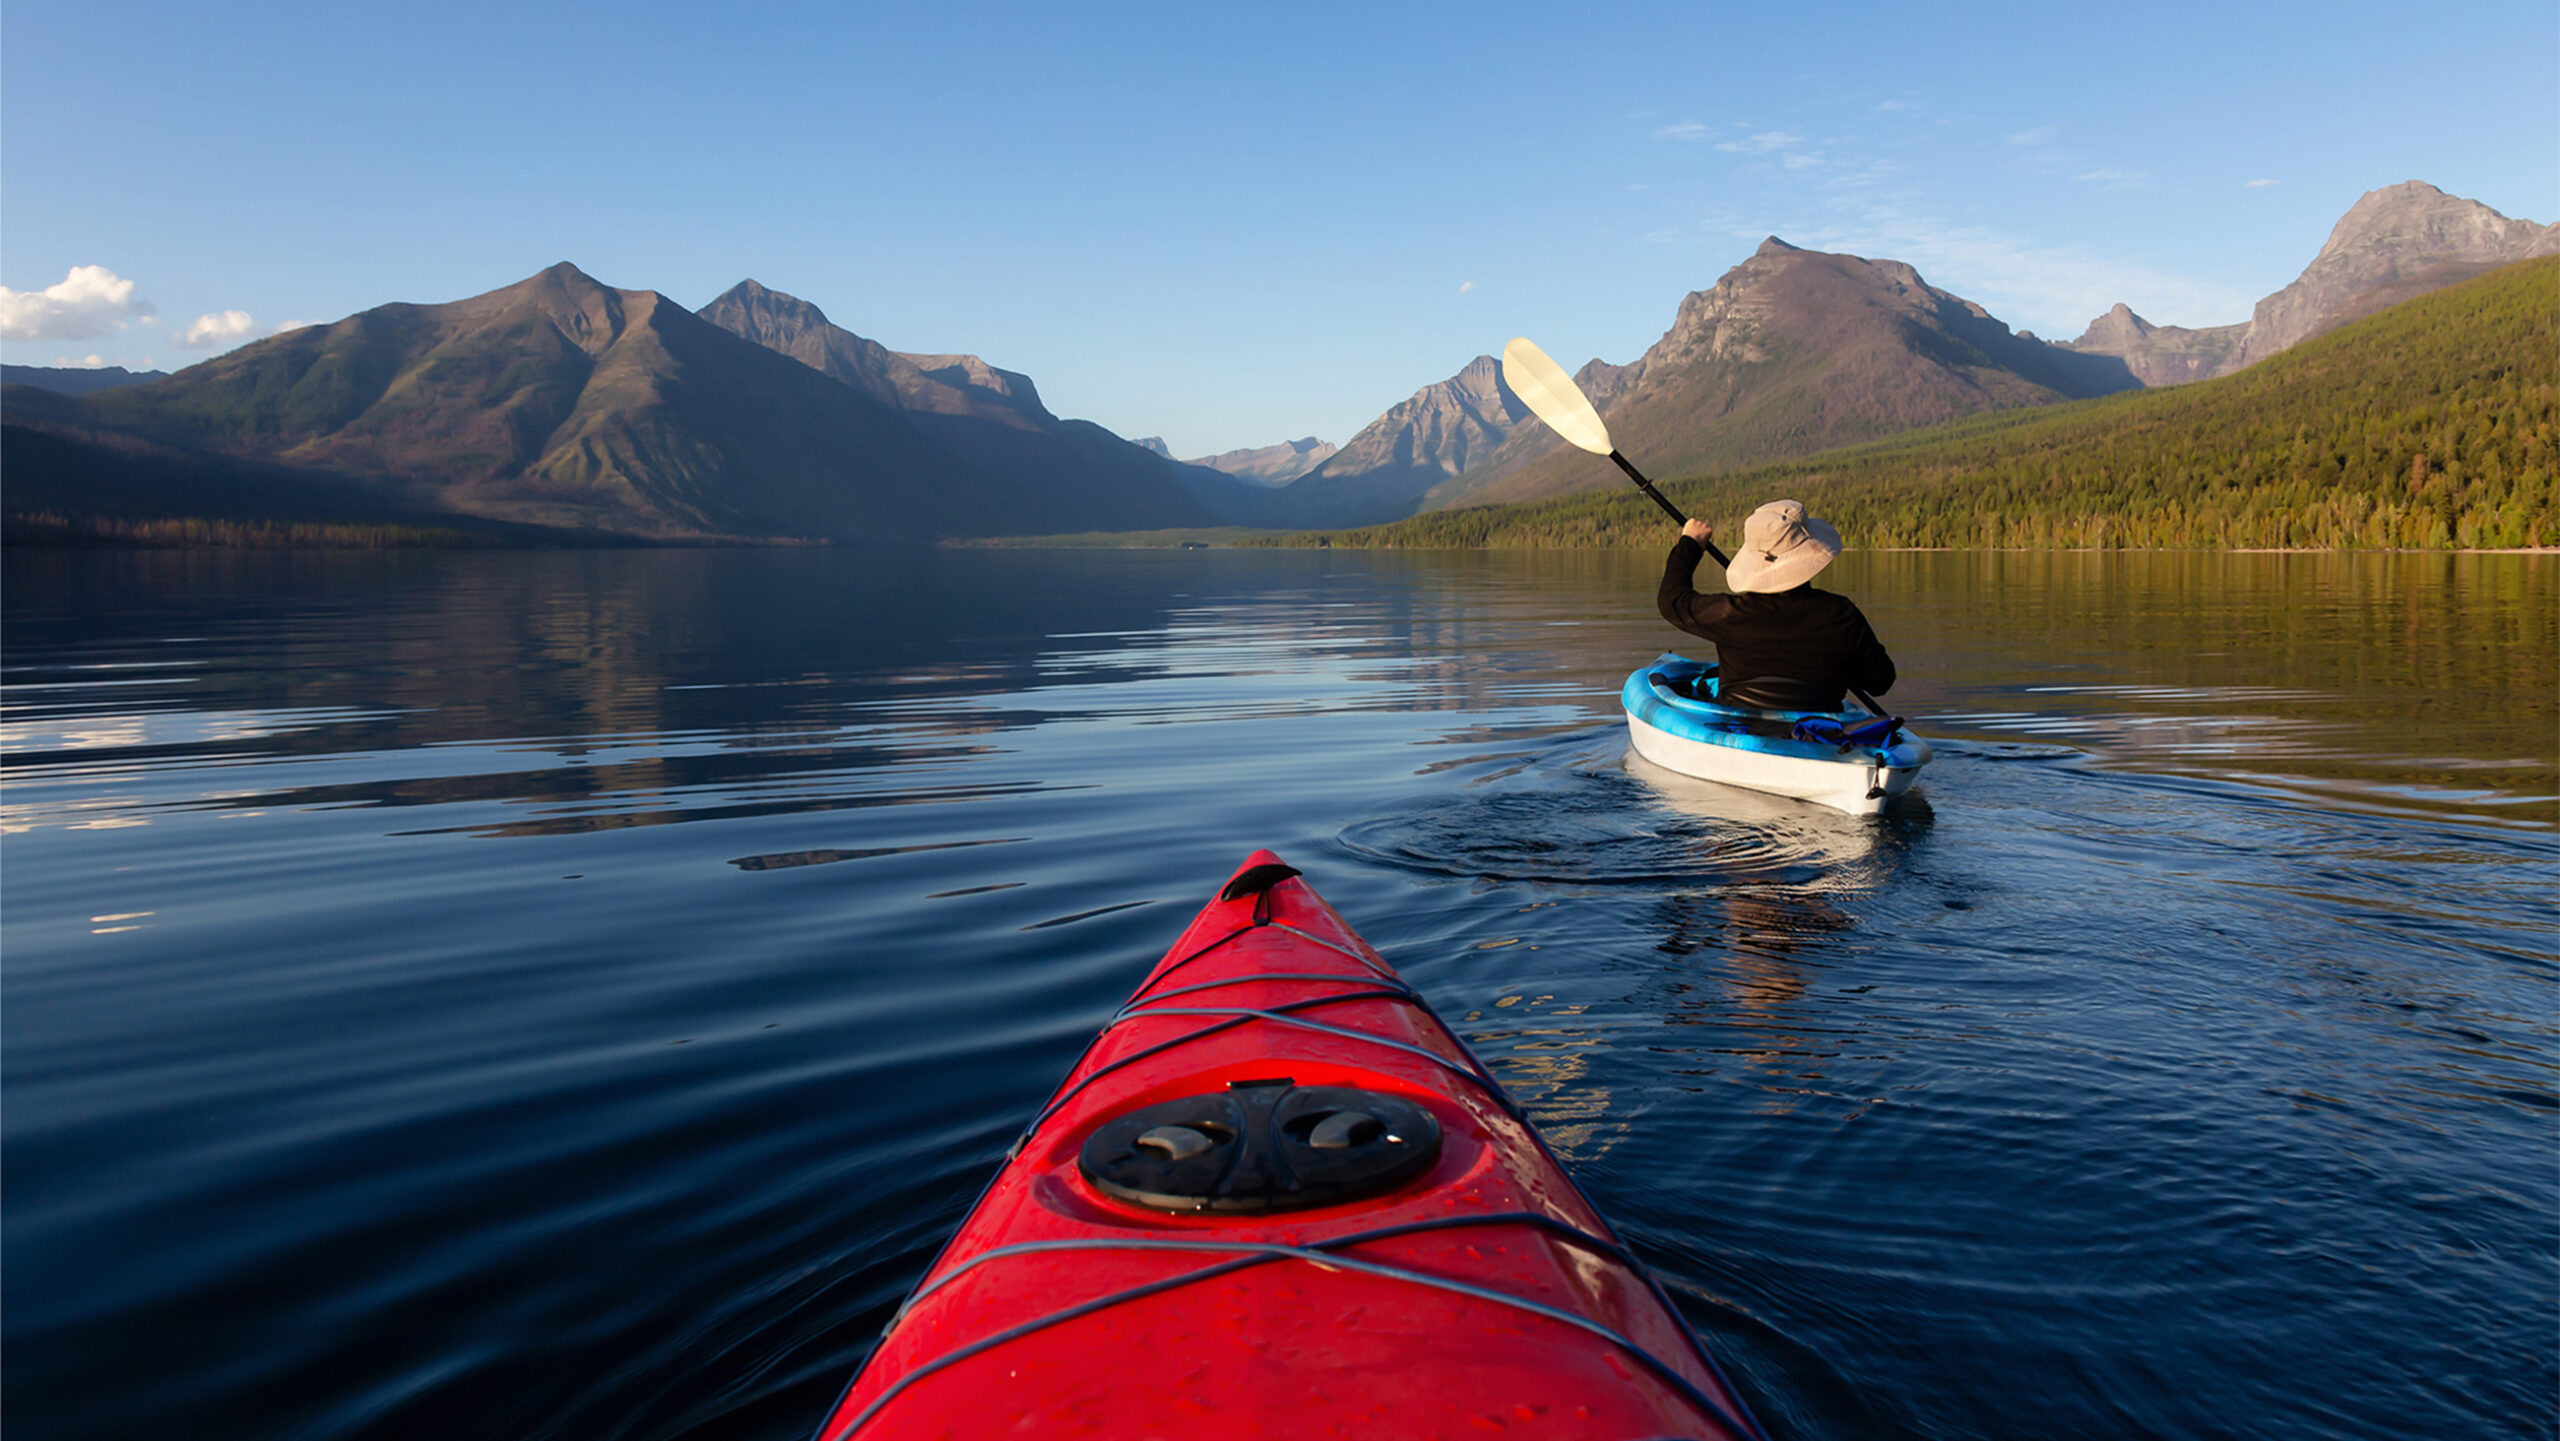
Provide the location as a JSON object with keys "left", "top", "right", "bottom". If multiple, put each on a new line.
{"left": 1681, "top": 517, "right": 1713, "bottom": 542}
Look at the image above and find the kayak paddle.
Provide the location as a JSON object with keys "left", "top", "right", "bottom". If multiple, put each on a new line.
{"left": 1500, "top": 335, "right": 1900, "bottom": 730}
{"left": 1498, "top": 337, "right": 1723, "bottom": 560}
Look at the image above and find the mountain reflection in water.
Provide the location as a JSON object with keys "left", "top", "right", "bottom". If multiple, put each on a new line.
{"left": 2, "top": 546, "right": 2551, "bottom": 1441}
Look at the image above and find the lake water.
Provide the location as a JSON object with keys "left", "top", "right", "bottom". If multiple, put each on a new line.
{"left": 4, "top": 546, "right": 2553, "bottom": 1441}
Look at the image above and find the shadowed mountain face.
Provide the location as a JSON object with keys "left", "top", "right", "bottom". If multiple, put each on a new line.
{"left": 695, "top": 279, "right": 1048, "bottom": 424}
{"left": 2068, "top": 182, "right": 2558, "bottom": 384}
{"left": 696, "top": 280, "right": 1245, "bottom": 531}
{"left": 12, "top": 264, "right": 1014, "bottom": 541}
{"left": 1426, "top": 238, "right": 2140, "bottom": 511}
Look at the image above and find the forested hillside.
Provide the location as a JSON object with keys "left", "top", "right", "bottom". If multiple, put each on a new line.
{"left": 1253, "top": 257, "right": 2555, "bottom": 551}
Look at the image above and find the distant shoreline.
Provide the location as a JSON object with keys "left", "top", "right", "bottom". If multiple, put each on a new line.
{"left": 6, "top": 512, "right": 2551, "bottom": 556}
{"left": 7, "top": 536, "right": 2552, "bottom": 557}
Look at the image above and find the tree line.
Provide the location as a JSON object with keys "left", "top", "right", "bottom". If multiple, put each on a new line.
{"left": 3, "top": 511, "right": 510, "bottom": 549}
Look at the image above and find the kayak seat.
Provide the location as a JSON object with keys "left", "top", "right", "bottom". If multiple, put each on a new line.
{"left": 1716, "top": 674, "right": 1836, "bottom": 712}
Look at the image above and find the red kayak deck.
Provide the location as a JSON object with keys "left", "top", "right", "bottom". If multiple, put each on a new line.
{"left": 817, "top": 852, "right": 1766, "bottom": 1440}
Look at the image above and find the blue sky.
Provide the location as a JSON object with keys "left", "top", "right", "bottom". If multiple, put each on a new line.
{"left": 5, "top": 1, "right": 2553, "bottom": 455}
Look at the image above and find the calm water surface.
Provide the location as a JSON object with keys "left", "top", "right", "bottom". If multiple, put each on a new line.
{"left": 5, "top": 547, "right": 2553, "bottom": 1440}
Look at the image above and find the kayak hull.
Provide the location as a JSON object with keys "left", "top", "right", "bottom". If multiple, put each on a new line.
{"left": 816, "top": 853, "right": 1765, "bottom": 1441}
{"left": 1622, "top": 654, "right": 1930, "bottom": 816}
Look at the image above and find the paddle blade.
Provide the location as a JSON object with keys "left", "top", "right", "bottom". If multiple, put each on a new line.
{"left": 1501, "top": 337, "right": 1614, "bottom": 455}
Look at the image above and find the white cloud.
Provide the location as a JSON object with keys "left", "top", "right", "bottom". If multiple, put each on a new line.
{"left": 1876, "top": 99, "right": 1918, "bottom": 112}
{"left": 161, "top": 311, "right": 316, "bottom": 351}
{"left": 1716, "top": 129, "right": 1803, "bottom": 155}
{"left": 2006, "top": 125, "right": 2058, "bottom": 146}
{"left": 1654, "top": 120, "right": 1708, "bottom": 142}
{"left": 2075, "top": 168, "right": 2149, "bottom": 190}
{"left": 56, "top": 354, "right": 108, "bottom": 368}
{"left": 1783, "top": 153, "right": 1824, "bottom": 170}
{"left": 1457, "top": 281, "right": 1474, "bottom": 294}
{"left": 2246, "top": 178, "right": 2281, "bottom": 188}
{"left": 179, "top": 310, "right": 256, "bottom": 348}
{"left": 0, "top": 265, "right": 156, "bottom": 342}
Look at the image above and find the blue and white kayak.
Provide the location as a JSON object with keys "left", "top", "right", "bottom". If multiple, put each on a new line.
{"left": 1621, "top": 654, "right": 1931, "bottom": 816}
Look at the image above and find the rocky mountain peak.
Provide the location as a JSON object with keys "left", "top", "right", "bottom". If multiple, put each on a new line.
{"left": 2065, "top": 180, "right": 2549, "bottom": 384}
{"left": 1182, "top": 435, "right": 1338, "bottom": 485}
{"left": 1449, "top": 353, "right": 1517, "bottom": 410}
{"left": 1260, "top": 354, "right": 1533, "bottom": 524}
{"left": 901, "top": 353, "right": 1044, "bottom": 414}
{"left": 2321, "top": 181, "right": 2560, "bottom": 265}
{"left": 1621, "top": 241, "right": 1940, "bottom": 379}
{"left": 2232, "top": 181, "right": 2556, "bottom": 367}
{"left": 1430, "top": 238, "right": 2139, "bottom": 513}
{"left": 695, "top": 282, "right": 1054, "bottom": 424}
{"left": 494, "top": 261, "right": 633, "bottom": 358}
{"left": 697, "top": 279, "right": 910, "bottom": 407}
{"left": 702, "top": 278, "right": 833, "bottom": 335}
{"left": 2073, "top": 302, "right": 2156, "bottom": 349}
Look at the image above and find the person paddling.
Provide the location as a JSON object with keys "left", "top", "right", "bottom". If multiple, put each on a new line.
{"left": 1658, "top": 500, "right": 1895, "bottom": 713}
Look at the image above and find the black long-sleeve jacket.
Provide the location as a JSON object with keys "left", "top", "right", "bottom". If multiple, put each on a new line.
{"left": 1657, "top": 536, "right": 1895, "bottom": 710}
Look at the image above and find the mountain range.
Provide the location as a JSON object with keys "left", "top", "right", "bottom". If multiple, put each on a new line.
{"left": 1273, "top": 182, "right": 2554, "bottom": 527}
{"left": 1238, "top": 235, "right": 2147, "bottom": 528}
{"left": 2062, "top": 181, "right": 2558, "bottom": 386}
{"left": 1271, "top": 254, "right": 2555, "bottom": 553}
{"left": 4, "top": 180, "right": 2544, "bottom": 545}
{"left": 6, "top": 266, "right": 1252, "bottom": 542}
{"left": 1442, "top": 238, "right": 2143, "bottom": 511}
{"left": 9, "top": 265, "right": 1000, "bottom": 541}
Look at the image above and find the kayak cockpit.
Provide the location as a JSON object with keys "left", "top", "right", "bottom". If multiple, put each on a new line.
{"left": 1622, "top": 653, "right": 1931, "bottom": 815}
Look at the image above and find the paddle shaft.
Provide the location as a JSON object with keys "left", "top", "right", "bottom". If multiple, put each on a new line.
{"left": 1622, "top": 448, "right": 1898, "bottom": 726}
{"left": 1609, "top": 450, "right": 1698, "bottom": 532}
{"left": 1610, "top": 450, "right": 1735, "bottom": 564}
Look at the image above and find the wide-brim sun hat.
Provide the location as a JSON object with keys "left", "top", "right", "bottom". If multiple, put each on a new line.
{"left": 1723, "top": 499, "right": 1841, "bottom": 593}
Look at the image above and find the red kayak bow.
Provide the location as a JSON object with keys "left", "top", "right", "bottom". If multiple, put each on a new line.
{"left": 815, "top": 851, "right": 1769, "bottom": 1440}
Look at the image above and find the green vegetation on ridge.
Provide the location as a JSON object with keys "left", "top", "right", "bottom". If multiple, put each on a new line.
{"left": 1252, "top": 258, "right": 2557, "bottom": 551}
{"left": 3, "top": 512, "right": 516, "bottom": 549}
